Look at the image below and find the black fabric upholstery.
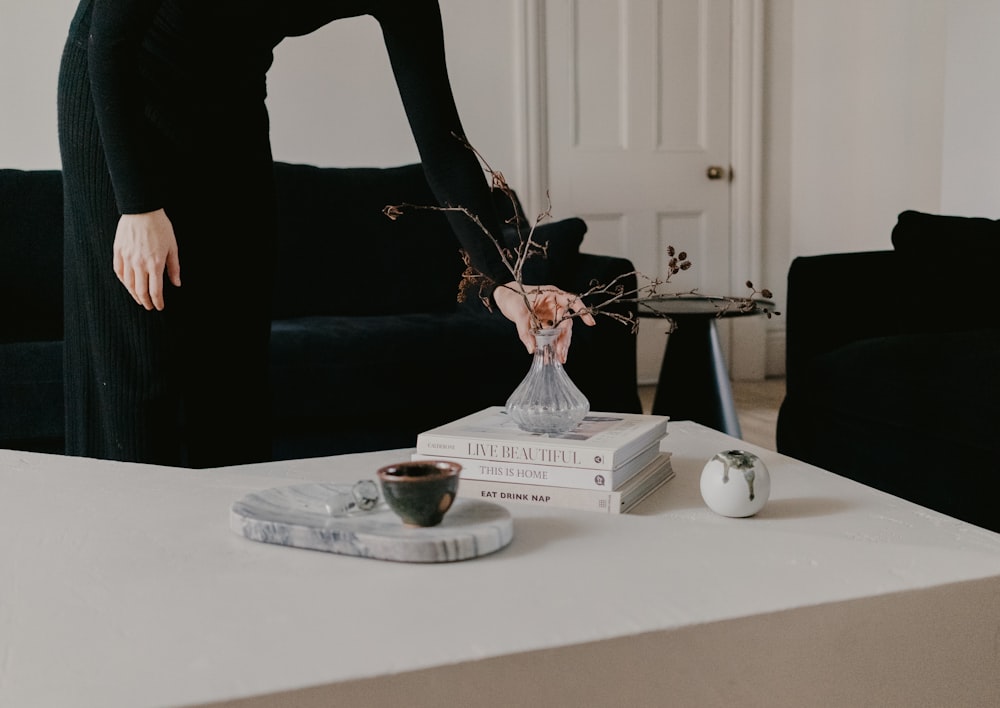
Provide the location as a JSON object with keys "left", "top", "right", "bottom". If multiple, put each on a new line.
{"left": 777, "top": 213, "right": 1000, "bottom": 532}
{"left": 1, "top": 163, "right": 642, "bottom": 459}
{"left": 0, "top": 169, "right": 64, "bottom": 343}
{"left": 0, "top": 341, "right": 64, "bottom": 453}
{"left": 271, "top": 162, "right": 463, "bottom": 318}
{"left": 503, "top": 217, "right": 587, "bottom": 288}
{"left": 0, "top": 170, "right": 67, "bottom": 453}
{"left": 891, "top": 210, "right": 1000, "bottom": 333}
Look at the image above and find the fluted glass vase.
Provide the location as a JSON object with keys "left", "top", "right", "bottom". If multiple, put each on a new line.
{"left": 505, "top": 328, "right": 590, "bottom": 434}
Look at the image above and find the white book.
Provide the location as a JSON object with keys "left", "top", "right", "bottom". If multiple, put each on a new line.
{"left": 412, "top": 442, "right": 665, "bottom": 491}
{"left": 416, "top": 406, "right": 669, "bottom": 472}
{"left": 457, "top": 454, "right": 674, "bottom": 514}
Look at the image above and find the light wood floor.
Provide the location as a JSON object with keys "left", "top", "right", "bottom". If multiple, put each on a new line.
{"left": 638, "top": 378, "right": 785, "bottom": 451}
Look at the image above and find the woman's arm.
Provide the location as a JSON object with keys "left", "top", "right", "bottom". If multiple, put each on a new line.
{"left": 373, "top": 1, "right": 594, "bottom": 357}
{"left": 88, "top": 0, "right": 166, "bottom": 213}
{"left": 373, "top": 0, "right": 508, "bottom": 285}
{"left": 89, "top": 0, "right": 180, "bottom": 310}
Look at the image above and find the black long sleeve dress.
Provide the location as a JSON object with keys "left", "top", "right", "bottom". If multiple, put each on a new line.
{"left": 58, "top": 0, "right": 509, "bottom": 467}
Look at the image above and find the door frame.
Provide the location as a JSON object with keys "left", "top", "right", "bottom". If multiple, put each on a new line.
{"left": 511, "top": 0, "right": 765, "bottom": 375}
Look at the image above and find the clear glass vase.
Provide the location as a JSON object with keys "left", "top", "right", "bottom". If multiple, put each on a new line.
{"left": 505, "top": 328, "right": 590, "bottom": 434}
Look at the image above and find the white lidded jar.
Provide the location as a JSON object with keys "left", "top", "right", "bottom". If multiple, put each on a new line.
{"left": 700, "top": 449, "right": 771, "bottom": 517}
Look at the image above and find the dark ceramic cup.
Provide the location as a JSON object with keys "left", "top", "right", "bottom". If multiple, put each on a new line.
{"left": 376, "top": 460, "right": 462, "bottom": 527}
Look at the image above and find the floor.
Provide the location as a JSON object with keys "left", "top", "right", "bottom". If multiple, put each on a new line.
{"left": 638, "top": 377, "right": 785, "bottom": 451}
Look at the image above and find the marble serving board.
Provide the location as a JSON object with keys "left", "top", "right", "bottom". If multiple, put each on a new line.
{"left": 231, "top": 483, "right": 514, "bottom": 563}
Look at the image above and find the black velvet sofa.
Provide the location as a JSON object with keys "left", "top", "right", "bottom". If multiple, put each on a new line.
{"left": 0, "top": 163, "right": 641, "bottom": 461}
{"left": 776, "top": 210, "right": 1000, "bottom": 533}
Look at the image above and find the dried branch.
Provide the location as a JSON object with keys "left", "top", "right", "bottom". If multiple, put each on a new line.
{"left": 385, "top": 136, "right": 779, "bottom": 333}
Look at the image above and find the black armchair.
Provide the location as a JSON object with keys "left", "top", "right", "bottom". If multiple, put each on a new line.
{"left": 776, "top": 211, "right": 1000, "bottom": 533}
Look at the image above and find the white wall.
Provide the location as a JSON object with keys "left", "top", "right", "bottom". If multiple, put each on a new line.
{"left": 940, "top": 0, "right": 1000, "bottom": 216}
{"left": 0, "top": 0, "right": 78, "bottom": 169}
{"left": 762, "top": 0, "right": 793, "bottom": 328}
{"left": 766, "top": 0, "right": 948, "bottom": 265}
{"left": 761, "top": 0, "right": 1000, "bottom": 270}
{"left": 266, "top": 4, "right": 517, "bottom": 172}
{"left": 0, "top": 1, "right": 519, "bottom": 174}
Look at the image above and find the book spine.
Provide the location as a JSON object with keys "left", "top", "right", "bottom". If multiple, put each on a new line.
{"left": 413, "top": 444, "right": 661, "bottom": 490}
{"left": 412, "top": 454, "right": 622, "bottom": 490}
{"left": 457, "top": 479, "right": 630, "bottom": 514}
{"left": 415, "top": 435, "right": 622, "bottom": 471}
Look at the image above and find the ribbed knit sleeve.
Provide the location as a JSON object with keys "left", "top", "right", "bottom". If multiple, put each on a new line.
{"left": 375, "top": 0, "right": 511, "bottom": 289}
{"left": 88, "top": 0, "right": 167, "bottom": 214}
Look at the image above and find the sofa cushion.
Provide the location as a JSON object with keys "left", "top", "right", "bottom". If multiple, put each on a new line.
{"left": 269, "top": 311, "right": 526, "bottom": 418}
{"left": 502, "top": 217, "right": 587, "bottom": 288}
{"left": 0, "top": 169, "right": 64, "bottom": 343}
{"left": 790, "top": 327, "right": 1000, "bottom": 530}
{"left": 0, "top": 341, "right": 64, "bottom": 449}
{"left": 891, "top": 210, "right": 1000, "bottom": 333}
{"left": 268, "top": 311, "right": 527, "bottom": 455}
{"left": 804, "top": 328, "right": 1000, "bottom": 451}
{"left": 271, "top": 163, "right": 464, "bottom": 319}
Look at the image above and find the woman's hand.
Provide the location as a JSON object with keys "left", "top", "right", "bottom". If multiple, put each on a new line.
{"left": 112, "top": 208, "right": 181, "bottom": 311}
{"left": 493, "top": 281, "right": 596, "bottom": 363}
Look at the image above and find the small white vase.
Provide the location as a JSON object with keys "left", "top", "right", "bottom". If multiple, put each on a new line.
{"left": 700, "top": 449, "right": 771, "bottom": 517}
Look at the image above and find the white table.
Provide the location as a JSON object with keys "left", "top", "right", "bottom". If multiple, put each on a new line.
{"left": 2, "top": 422, "right": 999, "bottom": 707}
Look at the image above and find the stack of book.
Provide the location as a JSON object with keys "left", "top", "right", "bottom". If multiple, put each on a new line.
{"left": 412, "top": 406, "right": 673, "bottom": 514}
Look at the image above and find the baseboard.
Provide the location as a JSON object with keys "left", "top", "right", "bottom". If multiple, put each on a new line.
{"left": 636, "top": 325, "right": 786, "bottom": 386}
{"left": 765, "top": 327, "right": 786, "bottom": 378}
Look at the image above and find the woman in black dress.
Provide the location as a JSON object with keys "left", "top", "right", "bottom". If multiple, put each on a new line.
{"left": 58, "top": 0, "right": 588, "bottom": 467}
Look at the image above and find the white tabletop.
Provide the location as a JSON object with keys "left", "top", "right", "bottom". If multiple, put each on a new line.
{"left": 2, "top": 422, "right": 999, "bottom": 707}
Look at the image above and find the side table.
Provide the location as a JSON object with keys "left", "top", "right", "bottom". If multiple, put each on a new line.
{"left": 639, "top": 295, "right": 773, "bottom": 437}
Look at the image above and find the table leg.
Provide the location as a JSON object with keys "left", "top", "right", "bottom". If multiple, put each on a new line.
{"left": 650, "top": 317, "right": 742, "bottom": 437}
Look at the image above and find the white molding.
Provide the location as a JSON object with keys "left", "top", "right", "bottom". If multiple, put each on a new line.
{"left": 728, "top": 0, "right": 768, "bottom": 379}
{"left": 512, "top": 0, "right": 549, "bottom": 219}
{"left": 766, "top": 327, "right": 786, "bottom": 379}
{"left": 730, "top": 0, "right": 764, "bottom": 291}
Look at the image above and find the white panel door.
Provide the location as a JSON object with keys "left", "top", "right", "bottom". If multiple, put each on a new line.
{"left": 545, "top": 0, "right": 733, "bottom": 383}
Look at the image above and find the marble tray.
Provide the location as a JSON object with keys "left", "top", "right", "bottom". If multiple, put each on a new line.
{"left": 230, "top": 483, "right": 513, "bottom": 563}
